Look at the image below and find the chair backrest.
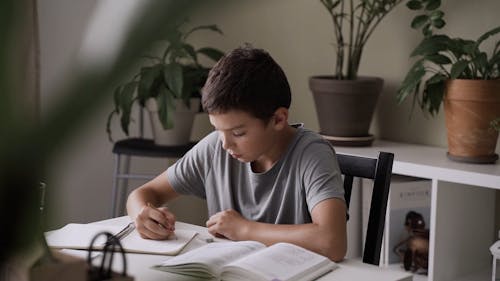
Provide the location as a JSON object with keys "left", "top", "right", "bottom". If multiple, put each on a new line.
{"left": 336, "top": 151, "right": 394, "bottom": 265}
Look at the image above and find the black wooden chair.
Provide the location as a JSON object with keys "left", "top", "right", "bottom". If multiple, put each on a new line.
{"left": 336, "top": 151, "right": 394, "bottom": 265}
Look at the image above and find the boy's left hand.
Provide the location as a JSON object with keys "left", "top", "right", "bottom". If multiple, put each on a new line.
{"left": 206, "top": 209, "right": 250, "bottom": 240}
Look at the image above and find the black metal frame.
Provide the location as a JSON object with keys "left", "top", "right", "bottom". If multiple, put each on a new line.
{"left": 336, "top": 151, "right": 394, "bottom": 265}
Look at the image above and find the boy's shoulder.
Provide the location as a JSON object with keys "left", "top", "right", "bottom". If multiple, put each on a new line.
{"left": 292, "top": 125, "right": 334, "bottom": 153}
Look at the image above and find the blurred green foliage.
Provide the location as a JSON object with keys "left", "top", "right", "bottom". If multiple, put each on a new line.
{"left": 0, "top": 0, "right": 197, "bottom": 266}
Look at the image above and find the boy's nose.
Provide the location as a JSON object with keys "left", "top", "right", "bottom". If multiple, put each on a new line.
{"left": 220, "top": 133, "right": 233, "bottom": 150}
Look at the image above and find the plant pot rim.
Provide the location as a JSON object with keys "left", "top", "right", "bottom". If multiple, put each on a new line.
{"left": 309, "top": 75, "right": 383, "bottom": 82}
{"left": 445, "top": 79, "right": 500, "bottom": 102}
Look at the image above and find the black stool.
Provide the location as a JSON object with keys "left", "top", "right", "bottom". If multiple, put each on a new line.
{"left": 110, "top": 138, "right": 195, "bottom": 217}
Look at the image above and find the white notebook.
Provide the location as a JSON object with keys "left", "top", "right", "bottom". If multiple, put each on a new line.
{"left": 45, "top": 223, "right": 197, "bottom": 255}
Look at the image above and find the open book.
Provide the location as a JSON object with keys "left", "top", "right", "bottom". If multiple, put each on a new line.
{"left": 45, "top": 223, "right": 197, "bottom": 255}
{"left": 153, "top": 241, "right": 337, "bottom": 281}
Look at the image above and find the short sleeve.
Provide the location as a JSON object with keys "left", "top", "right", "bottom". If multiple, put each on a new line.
{"left": 300, "top": 140, "right": 344, "bottom": 213}
{"left": 166, "top": 131, "right": 218, "bottom": 199}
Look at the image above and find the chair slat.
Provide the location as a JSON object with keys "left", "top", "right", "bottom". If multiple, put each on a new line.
{"left": 336, "top": 151, "right": 394, "bottom": 266}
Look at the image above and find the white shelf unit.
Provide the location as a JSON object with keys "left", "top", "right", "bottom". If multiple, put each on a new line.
{"left": 335, "top": 140, "right": 500, "bottom": 281}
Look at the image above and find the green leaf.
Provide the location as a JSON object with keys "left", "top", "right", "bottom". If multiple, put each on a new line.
{"left": 411, "top": 15, "right": 429, "bottom": 29}
{"left": 422, "top": 24, "right": 432, "bottom": 37}
{"left": 397, "top": 60, "right": 425, "bottom": 103}
{"left": 431, "top": 18, "right": 445, "bottom": 29}
{"left": 410, "top": 35, "right": 450, "bottom": 57}
{"left": 112, "top": 85, "right": 122, "bottom": 112}
{"left": 429, "top": 10, "right": 444, "bottom": 20}
{"left": 138, "top": 65, "right": 161, "bottom": 103}
{"left": 427, "top": 72, "right": 447, "bottom": 84}
{"left": 321, "top": 0, "right": 340, "bottom": 11}
{"left": 184, "top": 24, "right": 224, "bottom": 40}
{"left": 450, "top": 60, "right": 469, "bottom": 79}
{"left": 406, "top": 0, "right": 423, "bottom": 10}
{"left": 425, "top": 80, "right": 444, "bottom": 115}
{"left": 462, "top": 40, "right": 479, "bottom": 55}
{"left": 425, "top": 0, "right": 441, "bottom": 11}
{"left": 197, "top": 47, "right": 225, "bottom": 62}
{"left": 119, "top": 81, "right": 137, "bottom": 135}
{"left": 181, "top": 43, "right": 197, "bottom": 62}
{"left": 425, "top": 54, "right": 451, "bottom": 64}
{"left": 157, "top": 85, "right": 175, "bottom": 130}
{"left": 472, "top": 52, "right": 488, "bottom": 77}
{"left": 476, "top": 26, "right": 500, "bottom": 47}
{"left": 164, "top": 63, "right": 183, "bottom": 98}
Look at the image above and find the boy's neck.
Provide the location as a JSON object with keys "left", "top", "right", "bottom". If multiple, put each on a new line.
{"left": 251, "top": 125, "right": 297, "bottom": 173}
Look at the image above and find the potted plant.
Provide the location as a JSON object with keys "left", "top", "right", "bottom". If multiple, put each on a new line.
{"left": 397, "top": 22, "right": 500, "bottom": 163}
{"left": 106, "top": 21, "right": 224, "bottom": 146}
{"left": 310, "top": 0, "right": 444, "bottom": 146}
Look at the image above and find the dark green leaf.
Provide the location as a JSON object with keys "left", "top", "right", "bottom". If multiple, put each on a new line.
{"left": 450, "top": 60, "right": 469, "bottom": 78}
{"left": 427, "top": 72, "right": 447, "bottom": 84}
{"left": 406, "top": 0, "right": 423, "bottom": 10}
{"left": 423, "top": 24, "right": 432, "bottom": 37}
{"left": 462, "top": 40, "right": 478, "bottom": 55}
{"left": 164, "top": 63, "right": 183, "bottom": 98}
{"left": 411, "top": 15, "right": 429, "bottom": 29}
{"left": 106, "top": 110, "right": 118, "bottom": 142}
{"left": 197, "top": 47, "right": 225, "bottom": 62}
{"left": 112, "top": 85, "right": 122, "bottom": 112}
{"left": 181, "top": 44, "right": 197, "bottom": 62}
{"left": 182, "top": 66, "right": 206, "bottom": 99}
{"left": 472, "top": 52, "right": 488, "bottom": 77}
{"left": 397, "top": 60, "right": 425, "bottom": 103}
{"left": 184, "top": 24, "right": 224, "bottom": 40}
{"left": 425, "top": 80, "right": 444, "bottom": 115}
{"left": 119, "top": 81, "right": 137, "bottom": 135}
{"left": 410, "top": 35, "right": 450, "bottom": 57}
{"left": 157, "top": 85, "right": 175, "bottom": 129}
{"left": 425, "top": 54, "right": 451, "bottom": 64}
{"left": 429, "top": 10, "right": 444, "bottom": 20}
{"left": 138, "top": 65, "right": 161, "bottom": 103}
{"left": 431, "top": 18, "right": 445, "bottom": 29}
{"left": 425, "top": 0, "right": 441, "bottom": 11}
{"left": 475, "top": 26, "right": 500, "bottom": 53}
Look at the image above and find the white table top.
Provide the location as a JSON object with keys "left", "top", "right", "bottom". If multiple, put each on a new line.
{"left": 82, "top": 216, "right": 413, "bottom": 281}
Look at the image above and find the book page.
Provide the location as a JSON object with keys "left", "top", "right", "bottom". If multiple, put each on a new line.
{"left": 154, "top": 241, "right": 265, "bottom": 278}
{"left": 45, "top": 223, "right": 123, "bottom": 250}
{"left": 221, "top": 242, "right": 337, "bottom": 281}
{"left": 45, "top": 223, "right": 198, "bottom": 255}
{"left": 120, "top": 228, "right": 197, "bottom": 255}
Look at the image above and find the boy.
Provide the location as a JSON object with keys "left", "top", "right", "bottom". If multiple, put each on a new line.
{"left": 126, "top": 46, "right": 347, "bottom": 261}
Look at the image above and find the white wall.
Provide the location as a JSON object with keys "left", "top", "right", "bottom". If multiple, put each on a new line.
{"left": 38, "top": 0, "right": 500, "bottom": 235}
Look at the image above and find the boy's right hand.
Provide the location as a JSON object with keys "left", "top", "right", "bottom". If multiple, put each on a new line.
{"left": 134, "top": 203, "right": 176, "bottom": 240}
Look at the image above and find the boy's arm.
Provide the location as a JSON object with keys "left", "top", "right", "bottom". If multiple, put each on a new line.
{"left": 206, "top": 197, "right": 347, "bottom": 262}
{"left": 127, "top": 170, "right": 180, "bottom": 240}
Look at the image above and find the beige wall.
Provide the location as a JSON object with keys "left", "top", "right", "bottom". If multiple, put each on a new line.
{"left": 39, "top": 0, "right": 500, "bottom": 234}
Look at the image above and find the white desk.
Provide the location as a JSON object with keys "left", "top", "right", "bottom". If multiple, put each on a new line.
{"left": 334, "top": 140, "right": 500, "bottom": 281}
{"left": 89, "top": 216, "right": 412, "bottom": 281}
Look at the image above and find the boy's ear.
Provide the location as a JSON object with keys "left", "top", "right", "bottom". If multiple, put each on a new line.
{"left": 272, "top": 107, "right": 289, "bottom": 129}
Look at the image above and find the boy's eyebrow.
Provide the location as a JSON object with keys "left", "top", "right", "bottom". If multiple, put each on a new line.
{"left": 214, "top": 124, "right": 245, "bottom": 131}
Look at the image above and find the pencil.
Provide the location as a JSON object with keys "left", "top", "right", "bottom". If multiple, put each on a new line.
{"left": 147, "top": 202, "right": 177, "bottom": 240}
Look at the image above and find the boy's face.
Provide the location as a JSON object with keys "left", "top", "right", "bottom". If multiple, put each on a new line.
{"left": 208, "top": 110, "right": 281, "bottom": 164}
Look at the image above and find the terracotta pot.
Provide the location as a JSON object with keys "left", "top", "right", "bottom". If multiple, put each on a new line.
{"left": 444, "top": 79, "right": 500, "bottom": 163}
{"left": 309, "top": 76, "right": 383, "bottom": 145}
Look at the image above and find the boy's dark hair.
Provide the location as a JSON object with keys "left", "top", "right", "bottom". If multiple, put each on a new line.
{"left": 201, "top": 45, "right": 291, "bottom": 122}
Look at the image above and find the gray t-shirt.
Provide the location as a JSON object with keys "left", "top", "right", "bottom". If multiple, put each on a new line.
{"left": 166, "top": 126, "right": 344, "bottom": 224}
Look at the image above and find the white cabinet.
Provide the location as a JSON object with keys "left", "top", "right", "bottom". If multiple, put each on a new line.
{"left": 335, "top": 140, "right": 500, "bottom": 281}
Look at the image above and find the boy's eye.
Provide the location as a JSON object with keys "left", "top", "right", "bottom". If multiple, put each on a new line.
{"left": 232, "top": 131, "right": 245, "bottom": 137}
